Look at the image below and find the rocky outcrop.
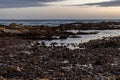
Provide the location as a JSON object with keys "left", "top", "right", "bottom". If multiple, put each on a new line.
{"left": 9, "top": 23, "right": 24, "bottom": 29}
{"left": 0, "top": 22, "right": 120, "bottom": 40}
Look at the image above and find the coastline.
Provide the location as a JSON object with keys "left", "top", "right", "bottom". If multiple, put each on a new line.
{"left": 0, "top": 22, "right": 120, "bottom": 79}
{"left": 0, "top": 19, "right": 120, "bottom": 26}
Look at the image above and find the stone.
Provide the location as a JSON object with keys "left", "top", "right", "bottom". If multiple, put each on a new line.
{"left": 9, "top": 23, "right": 17, "bottom": 29}
{"left": 7, "top": 65, "right": 21, "bottom": 72}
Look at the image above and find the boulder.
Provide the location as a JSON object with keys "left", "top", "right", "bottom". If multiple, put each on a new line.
{"left": 18, "top": 23, "right": 24, "bottom": 28}
{"left": 9, "top": 23, "right": 24, "bottom": 29}
{"left": 9, "top": 23, "right": 17, "bottom": 29}
{"left": 0, "top": 27, "right": 6, "bottom": 32}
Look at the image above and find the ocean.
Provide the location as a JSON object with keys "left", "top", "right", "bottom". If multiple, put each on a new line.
{"left": 0, "top": 19, "right": 120, "bottom": 26}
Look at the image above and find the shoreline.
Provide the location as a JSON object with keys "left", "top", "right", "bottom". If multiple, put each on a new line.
{"left": 0, "top": 19, "right": 120, "bottom": 26}
{"left": 0, "top": 22, "right": 120, "bottom": 79}
{"left": 0, "top": 22, "right": 120, "bottom": 39}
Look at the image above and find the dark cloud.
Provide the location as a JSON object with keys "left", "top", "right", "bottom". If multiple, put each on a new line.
{"left": 81, "top": 0, "right": 120, "bottom": 7}
{"left": 0, "top": 0, "right": 64, "bottom": 8}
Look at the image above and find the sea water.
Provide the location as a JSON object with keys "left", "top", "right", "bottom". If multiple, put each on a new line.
{"left": 0, "top": 19, "right": 120, "bottom": 26}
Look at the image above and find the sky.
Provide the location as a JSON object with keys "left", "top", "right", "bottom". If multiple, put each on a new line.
{"left": 0, "top": 0, "right": 120, "bottom": 19}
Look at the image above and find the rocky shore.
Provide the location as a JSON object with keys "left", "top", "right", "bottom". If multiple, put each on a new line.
{"left": 0, "top": 22, "right": 120, "bottom": 80}
{"left": 0, "top": 22, "right": 120, "bottom": 40}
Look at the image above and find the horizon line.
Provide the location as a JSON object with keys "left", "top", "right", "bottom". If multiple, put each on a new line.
{"left": 0, "top": 18, "right": 120, "bottom": 20}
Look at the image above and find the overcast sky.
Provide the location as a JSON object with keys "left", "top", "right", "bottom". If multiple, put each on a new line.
{"left": 0, "top": 0, "right": 120, "bottom": 19}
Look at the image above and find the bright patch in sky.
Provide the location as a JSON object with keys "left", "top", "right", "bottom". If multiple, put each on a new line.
{"left": 47, "top": 0, "right": 111, "bottom": 6}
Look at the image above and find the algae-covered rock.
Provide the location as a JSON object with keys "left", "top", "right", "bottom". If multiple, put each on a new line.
{"left": 9, "top": 23, "right": 17, "bottom": 29}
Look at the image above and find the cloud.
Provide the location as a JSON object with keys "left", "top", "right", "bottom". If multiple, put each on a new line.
{"left": 81, "top": 0, "right": 120, "bottom": 7}
{"left": 0, "top": 0, "right": 64, "bottom": 8}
